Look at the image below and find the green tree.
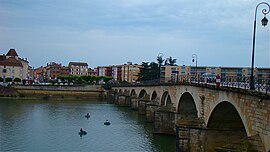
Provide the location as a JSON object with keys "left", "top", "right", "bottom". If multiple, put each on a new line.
{"left": 91, "top": 76, "right": 99, "bottom": 84}
{"left": 81, "top": 76, "right": 91, "bottom": 83}
{"left": 14, "top": 77, "right": 21, "bottom": 83}
{"left": 157, "top": 55, "right": 165, "bottom": 67}
{"left": 138, "top": 62, "right": 149, "bottom": 81}
{"left": 138, "top": 62, "right": 159, "bottom": 81}
{"left": 0, "top": 77, "right": 3, "bottom": 82}
{"left": 156, "top": 54, "right": 165, "bottom": 79}
{"left": 100, "top": 76, "right": 113, "bottom": 83}
{"left": 165, "top": 56, "right": 177, "bottom": 66}
{"left": 149, "top": 62, "right": 159, "bottom": 80}
{"left": 5, "top": 77, "right": 12, "bottom": 83}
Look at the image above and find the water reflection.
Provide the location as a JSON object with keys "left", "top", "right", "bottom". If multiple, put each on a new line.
{"left": 0, "top": 99, "right": 175, "bottom": 152}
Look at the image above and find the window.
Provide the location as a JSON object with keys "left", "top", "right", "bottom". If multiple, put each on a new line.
{"left": 3, "top": 69, "right": 7, "bottom": 73}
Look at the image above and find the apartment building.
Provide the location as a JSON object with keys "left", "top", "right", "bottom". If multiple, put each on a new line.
{"left": 68, "top": 62, "right": 88, "bottom": 76}
{"left": 97, "top": 63, "right": 140, "bottom": 83}
{"left": 121, "top": 63, "right": 140, "bottom": 83}
{"left": 161, "top": 65, "right": 270, "bottom": 82}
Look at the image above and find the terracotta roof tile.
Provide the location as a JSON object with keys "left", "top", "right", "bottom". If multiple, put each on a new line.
{"left": 0, "top": 57, "right": 23, "bottom": 67}
{"left": 35, "top": 67, "right": 44, "bottom": 74}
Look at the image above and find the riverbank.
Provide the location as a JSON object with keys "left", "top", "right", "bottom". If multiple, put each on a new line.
{"left": 0, "top": 85, "right": 106, "bottom": 100}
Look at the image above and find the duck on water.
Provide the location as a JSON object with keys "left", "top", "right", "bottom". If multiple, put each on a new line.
{"left": 79, "top": 128, "right": 87, "bottom": 136}
{"left": 85, "top": 113, "right": 90, "bottom": 119}
{"left": 104, "top": 120, "right": 111, "bottom": 126}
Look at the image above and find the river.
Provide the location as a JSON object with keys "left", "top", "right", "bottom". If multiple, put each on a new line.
{"left": 0, "top": 99, "right": 176, "bottom": 151}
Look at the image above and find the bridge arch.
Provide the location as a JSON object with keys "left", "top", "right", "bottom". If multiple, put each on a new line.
{"left": 151, "top": 91, "right": 157, "bottom": 100}
{"left": 177, "top": 92, "right": 198, "bottom": 118}
{"left": 138, "top": 89, "right": 147, "bottom": 99}
{"left": 161, "top": 91, "right": 172, "bottom": 106}
{"left": 130, "top": 89, "right": 136, "bottom": 96}
{"left": 205, "top": 101, "right": 248, "bottom": 151}
{"left": 207, "top": 101, "right": 246, "bottom": 131}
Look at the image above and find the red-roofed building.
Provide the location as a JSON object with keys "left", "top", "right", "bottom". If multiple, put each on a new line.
{"left": 34, "top": 66, "right": 45, "bottom": 82}
{"left": 0, "top": 48, "right": 29, "bottom": 83}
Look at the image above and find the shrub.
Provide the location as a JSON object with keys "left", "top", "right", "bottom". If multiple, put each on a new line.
{"left": 14, "top": 77, "right": 21, "bottom": 83}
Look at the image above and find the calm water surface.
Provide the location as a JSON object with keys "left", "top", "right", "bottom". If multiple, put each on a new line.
{"left": 0, "top": 99, "right": 175, "bottom": 151}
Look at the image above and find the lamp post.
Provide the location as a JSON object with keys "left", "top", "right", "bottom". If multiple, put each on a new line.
{"left": 192, "top": 54, "right": 198, "bottom": 83}
{"left": 250, "top": 2, "right": 270, "bottom": 90}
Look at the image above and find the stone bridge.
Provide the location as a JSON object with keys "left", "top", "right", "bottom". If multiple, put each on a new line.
{"left": 109, "top": 84, "right": 270, "bottom": 152}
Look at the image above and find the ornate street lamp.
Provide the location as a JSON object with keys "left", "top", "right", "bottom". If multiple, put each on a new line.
{"left": 250, "top": 2, "right": 270, "bottom": 90}
{"left": 192, "top": 54, "right": 197, "bottom": 83}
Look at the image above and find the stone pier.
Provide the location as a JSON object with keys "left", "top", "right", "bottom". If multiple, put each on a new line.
{"left": 138, "top": 95, "right": 150, "bottom": 115}
{"left": 145, "top": 98, "right": 160, "bottom": 123}
{"left": 153, "top": 104, "right": 176, "bottom": 135}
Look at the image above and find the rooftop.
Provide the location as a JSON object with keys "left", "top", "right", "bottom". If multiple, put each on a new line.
{"left": 6, "top": 49, "right": 18, "bottom": 57}
{"left": 69, "top": 62, "right": 88, "bottom": 67}
{"left": 0, "top": 57, "right": 23, "bottom": 67}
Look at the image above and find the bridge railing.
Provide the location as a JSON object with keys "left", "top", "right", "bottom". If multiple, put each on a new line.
{"left": 110, "top": 76, "right": 270, "bottom": 94}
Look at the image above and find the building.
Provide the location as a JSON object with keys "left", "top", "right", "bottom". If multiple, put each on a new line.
{"left": 34, "top": 66, "right": 45, "bottom": 82}
{"left": 97, "top": 66, "right": 112, "bottom": 77}
{"left": 121, "top": 63, "right": 140, "bottom": 83}
{"left": 161, "top": 65, "right": 270, "bottom": 83}
{"left": 68, "top": 62, "right": 88, "bottom": 76}
{"left": 112, "top": 65, "right": 122, "bottom": 81}
{"left": 44, "top": 62, "right": 62, "bottom": 80}
{"left": 88, "top": 68, "right": 97, "bottom": 76}
{"left": 97, "top": 63, "right": 140, "bottom": 83}
{"left": 61, "top": 66, "right": 70, "bottom": 76}
{"left": 0, "top": 49, "right": 29, "bottom": 82}
{"left": 28, "top": 66, "right": 34, "bottom": 79}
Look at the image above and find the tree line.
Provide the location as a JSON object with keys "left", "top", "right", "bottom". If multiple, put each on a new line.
{"left": 137, "top": 55, "right": 177, "bottom": 81}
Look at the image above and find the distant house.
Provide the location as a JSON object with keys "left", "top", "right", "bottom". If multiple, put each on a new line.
{"left": 68, "top": 62, "right": 88, "bottom": 76}
{"left": 44, "top": 62, "right": 62, "bottom": 80}
{"left": 34, "top": 66, "right": 45, "bottom": 82}
{"left": 88, "top": 68, "right": 97, "bottom": 76}
{"left": 0, "top": 49, "right": 29, "bottom": 83}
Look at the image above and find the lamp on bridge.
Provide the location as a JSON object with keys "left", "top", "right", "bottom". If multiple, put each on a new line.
{"left": 192, "top": 54, "right": 198, "bottom": 83}
{"left": 250, "top": 2, "right": 270, "bottom": 90}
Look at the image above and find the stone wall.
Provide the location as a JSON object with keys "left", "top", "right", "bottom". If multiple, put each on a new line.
{"left": 14, "top": 85, "right": 103, "bottom": 91}
{"left": 12, "top": 85, "right": 104, "bottom": 100}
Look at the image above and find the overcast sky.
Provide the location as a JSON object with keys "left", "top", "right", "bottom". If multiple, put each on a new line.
{"left": 1, "top": 0, "right": 270, "bottom": 68}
